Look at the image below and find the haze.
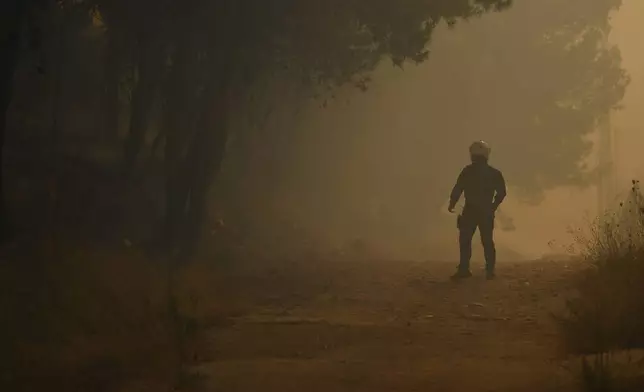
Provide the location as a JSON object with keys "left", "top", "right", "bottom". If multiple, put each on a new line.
{"left": 5, "top": 1, "right": 644, "bottom": 391}
{"left": 218, "top": 0, "right": 644, "bottom": 261}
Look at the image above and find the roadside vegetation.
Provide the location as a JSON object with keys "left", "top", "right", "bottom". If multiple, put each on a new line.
{"left": 559, "top": 181, "right": 644, "bottom": 391}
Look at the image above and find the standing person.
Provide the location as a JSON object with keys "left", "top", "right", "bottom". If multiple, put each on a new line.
{"left": 447, "top": 141, "right": 506, "bottom": 280}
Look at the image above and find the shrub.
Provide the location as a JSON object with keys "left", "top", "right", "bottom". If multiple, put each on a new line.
{"left": 558, "top": 181, "right": 644, "bottom": 391}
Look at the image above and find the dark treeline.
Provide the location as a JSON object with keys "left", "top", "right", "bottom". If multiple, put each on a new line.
{"left": 1, "top": 0, "right": 514, "bottom": 257}
{"left": 2, "top": 0, "right": 628, "bottom": 261}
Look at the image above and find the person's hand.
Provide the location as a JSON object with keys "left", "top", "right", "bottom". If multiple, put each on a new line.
{"left": 448, "top": 205, "right": 455, "bottom": 213}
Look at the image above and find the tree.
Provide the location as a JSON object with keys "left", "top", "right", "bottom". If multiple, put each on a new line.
{"left": 2, "top": 0, "right": 514, "bottom": 250}
{"left": 99, "top": 0, "right": 514, "bottom": 253}
{"left": 212, "top": 0, "right": 628, "bottom": 256}
{"left": 423, "top": 0, "right": 627, "bottom": 202}
{"left": 1, "top": 0, "right": 48, "bottom": 240}
{"left": 389, "top": 0, "right": 628, "bottom": 248}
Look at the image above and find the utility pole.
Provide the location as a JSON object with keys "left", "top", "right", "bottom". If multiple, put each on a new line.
{"left": 596, "top": 23, "right": 618, "bottom": 217}
{"left": 597, "top": 112, "right": 615, "bottom": 216}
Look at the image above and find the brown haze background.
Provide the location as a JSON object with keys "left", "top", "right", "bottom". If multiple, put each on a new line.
{"left": 3, "top": 0, "right": 634, "bottom": 262}
{"left": 3, "top": 2, "right": 644, "bottom": 391}
{"left": 228, "top": 0, "right": 643, "bottom": 262}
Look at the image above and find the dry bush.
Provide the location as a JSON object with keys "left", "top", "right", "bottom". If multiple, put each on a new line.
{"left": 557, "top": 181, "right": 644, "bottom": 391}
{"left": 0, "top": 238, "right": 224, "bottom": 392}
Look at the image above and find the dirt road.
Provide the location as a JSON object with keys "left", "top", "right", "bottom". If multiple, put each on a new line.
{"left": 199, "top": 258, "right": 582, "bottom": 391}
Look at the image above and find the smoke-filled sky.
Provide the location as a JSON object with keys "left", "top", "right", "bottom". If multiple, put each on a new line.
{"left": 234, "top": 0, "right": 643, "bottom": 261}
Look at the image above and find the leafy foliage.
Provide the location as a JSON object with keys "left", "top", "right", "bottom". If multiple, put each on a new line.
{"left": 77, "top": 0, "right": 514, "bottom": 247}
{"left": 423, "top": 0, "right": 628, "bottom": 202}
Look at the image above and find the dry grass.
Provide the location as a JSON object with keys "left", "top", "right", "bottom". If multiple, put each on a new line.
{"left": 0, "top": 237, "right": 225, "bottom": 392}
{"left": 0, "top": 148, "right": 239, "bottom": 391}
{"left": 558, "top": 181, "right": 644, "bottom": 391}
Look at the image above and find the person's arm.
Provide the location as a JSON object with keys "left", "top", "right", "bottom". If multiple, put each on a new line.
{"left": 492, "top": 170, "right": 507, "bottom": 210}
{"left": 448, "top": 168, "right": 466, "bottom": 211}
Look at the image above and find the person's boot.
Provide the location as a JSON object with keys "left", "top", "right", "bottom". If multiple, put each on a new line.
{"left": 450, "top": 269, "right": 472, "bottom": 280}
{"left": 485, "top": 269, "right": 496, "bottom": 280}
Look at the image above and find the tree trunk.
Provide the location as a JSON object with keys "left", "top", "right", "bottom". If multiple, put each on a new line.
{"left": 101, "top": 28, "right": 123, "bottom": 141}
{"left": 162, "top": 53, "right": 231, "bottom": 258}
{"left": 160, "top": 1, "right": 239, "bottom": 257}
{"left": 0, "top": 9, "right": 24, "bottom": 240}
{"left": 123, "top": 32, "right": 164, "bottom": 175}
{"left": 49, "top": 4, "right": 68, "bottom": 148}
{"left": 180, "top": 78, "right": 230, "bottom": 259}
{"left": 162, "top": 35, "right": 198, "bottom": 247}
{"left": 0, "top": 60, "right": 14, "bottom": 238}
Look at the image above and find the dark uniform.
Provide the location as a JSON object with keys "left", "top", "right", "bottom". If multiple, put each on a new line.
{"left": 448, "top": 160, "right": 506, "bottom": 276}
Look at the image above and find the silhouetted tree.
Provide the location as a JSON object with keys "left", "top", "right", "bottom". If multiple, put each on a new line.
{"left": 106, "top": 0, "right": 514, "bottom": 252}
{"left": 212, "top": 0, "right": 627, "bottom": 252}
{"left": 1, "top": 0, "right": 48, "bottom": 240}
{"left": 427, "top": 0, "right": 627, "bottom": 202}
{"left": 3, "top": 0, "right": 514, "bottom": 250}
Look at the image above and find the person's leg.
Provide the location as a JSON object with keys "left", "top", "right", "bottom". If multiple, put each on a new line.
{"left": 479, "top": 213, "right": 496, "bottom": 277}
{"left": 456, "top": 214, "right": 477, "bottom": 275}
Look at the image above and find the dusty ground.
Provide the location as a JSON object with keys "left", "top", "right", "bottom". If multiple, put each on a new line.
{"left": 199, "top": 258, "right": 583, "bottom": 392}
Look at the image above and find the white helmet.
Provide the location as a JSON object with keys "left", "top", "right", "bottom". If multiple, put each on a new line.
{"left": 469, "top": 140, "right": 491, "bottom": 159}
